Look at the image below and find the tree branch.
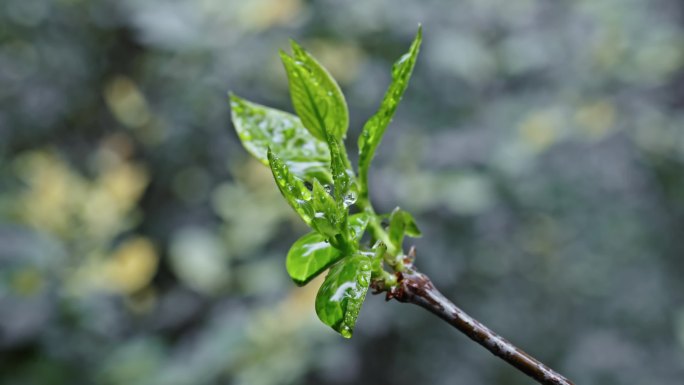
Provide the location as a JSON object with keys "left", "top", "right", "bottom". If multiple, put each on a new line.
{"left": 371, "top": 254, "right": 575, "bottom": 385}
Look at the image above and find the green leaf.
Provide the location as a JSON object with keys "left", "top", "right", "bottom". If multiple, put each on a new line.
{"left": 327, "top": 135, "right": 354, "bottom": 206}
{"left": 358, "top": 26, "right": 422, "bottom": 197}
{"left": 280, "top": 41, "right": 349, "bottom": 141}
{"left": 310, "top": 179, "right": 343, "bottom": 238}
{"left": 401, "top": 211, "right": 421, "bottom": 238}
{"left": 369, "top": 242, "right": 389, "bottom": 282}
{"left": 267, "top": 149, "right": 314, "bottom": 225}
{"left": 229, "top": 93, "right": 331, "bottom": 182}
{"left": 286, "top": 232, "right": 343, "bottom": 286}
{"left": 315, "top": 254, "right": 372, "bottom": 338}
{"left": 388, "top": 207, "right": 422, "bottom": 247}
{"left": 348, "top": 213, "right": 370, "bottom": 241}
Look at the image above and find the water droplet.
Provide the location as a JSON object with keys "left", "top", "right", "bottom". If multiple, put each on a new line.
{"left": 323, "top": 184, "right": 333, "bottom": 194}
{"left": 340, "top": 325, "right": 352, "bottom": 338}
{"left": 343, "top": 191, "right": 357, "bottom": 207}
{"left": 314, "top": 212, "right": 325, "bottom": 219}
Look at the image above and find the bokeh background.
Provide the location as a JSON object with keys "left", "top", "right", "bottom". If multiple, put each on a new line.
{"left": 1, "top": 0, "right": 684, "bottom": 384}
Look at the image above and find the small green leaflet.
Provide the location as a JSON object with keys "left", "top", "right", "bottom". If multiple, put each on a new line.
{"left": 286, "top": 232, "right": 343, "bottom": 286}
{"left": 229, "top": 94, "right": 331, "bottom": 182}
{"left": 327, "top": 135, "right": 354, "bottom": 206}
{"left": 389, "top": 207, "right": 422, "bottom": 247}
{"left": 358, "top": 26, "right": 422, "bottom": 198}
{"left": 348, "top": 213, "right": 370, "bottom": 241}
{"left": 267, "top": 149, "right": 315, "bottom": 225}
{"left": 280, "top": 41, "right": 349, "bottom": 141}
{"left": 315, "top": 254, "right": 372, "bottom": 338}
{"left": 369, "top": 242, "right": 387, "bottom": 279}
{"left": 310, "top": 179, "right": 344, "bottom": 238}
{"left": 285, "top": 214, "right": 368, "bottom": 287}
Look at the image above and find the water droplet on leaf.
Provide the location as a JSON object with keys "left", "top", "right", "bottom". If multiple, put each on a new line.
{"left": 340, "top": 325, "right": 352, "bottom": 338}
{"left": 343, "top": 191, "right": 357, "bottom": 207}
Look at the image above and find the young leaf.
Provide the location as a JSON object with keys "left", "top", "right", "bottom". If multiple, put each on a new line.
{"left": 327, "top": 135, "right": 354, "bottom": 205}
{"left": 370, "top": 242, "right": 387, "bottom": 276}
{"left": 348, "top": 213, "right": 370, "bottom": 241}
{"left": 267, "top": 149, "right": 314, "bottom": 225}
{"left": 229, "top": 94, "right": 331, "bottom": 182}
{"left": 358, "top": 26, "right": 422, "bottom": 197}
{"left": 286, "top": 232, "right": 343, "bottom": 286}
{"left": 280, "top": 42, "right": 349, "bottom": 141}
{"left": 310, "top": 179, "right": 343, "bottom": 238}
{"left": 388, "top": 207, "right": 422, "bottom": 247}
{"left": 315, "top": 254, "right": 372, "bottom": 338}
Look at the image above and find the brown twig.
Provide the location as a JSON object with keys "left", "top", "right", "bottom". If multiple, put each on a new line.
{"left": 371, "top": 252, "right": 574, "bottom": 385}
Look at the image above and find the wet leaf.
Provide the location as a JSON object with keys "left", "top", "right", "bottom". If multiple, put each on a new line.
{"left": 348, "top": 213, "right": 370, "bottom": 241}
{"left": 388, "top": 207, "right": 422, "bottom": 247}
{"left": 229, "top": 94, "right": 331, "bottom": 182}
{"left": 286, "top": 232, "right": 343, "bottom": 286}
{"left": 327, "top": 135, "right": 354, "bottom": 206}
{"left": 310, "top": 179, "right": 343, "bottom": 238}
{"left": 369, "top": 242, "right": 387, "bottom": 279}
{"left": 358, "top": 26, "right": 422, "bottom": 194}
{"left": 280, "top": 41, "right": 349, "bottom": 141}
{"left": 315, "top": 254, "right": 372, "bottom": 338}
{"left": 267, "top": 149, "right": 314, "bottom": 225}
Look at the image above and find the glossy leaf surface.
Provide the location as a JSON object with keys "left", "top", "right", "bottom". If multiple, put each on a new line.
{"left": 348, "top": 213, "right": 370, "bottom": 241}
{"left": 327, "top": 135, "right": 354, "bottom": 206}
{"left": 310, "top": 179, "right": 343, "bottom": 238}
{"left": 358, "top": 27, "right": 422, "bottom": 195}
{"left": 280, "top": 41, "right": 349, "bottom": 141}
{"left": 315, "top": 254, "right": 372, "bottom": 338}
{"left": 229, "top": 94, "right": 331, "bottom": 181}
{"left": 388, "top": 207, "right": 422, "bottom": 247}
{"left": 286, "top": 232, "right": 343, "bottom": 286}
{"left": 267, "top": 149, "right": 314, "bottom": 225}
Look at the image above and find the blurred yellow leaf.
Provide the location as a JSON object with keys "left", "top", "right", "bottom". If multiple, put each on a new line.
{"left": 575, "top": 100, "right": 616, "bottom": 140}
{"left": 104, "top": 75, "right": 164, "bottom": 144}
{"left": 99, "top": 162, "right": 149, "bottom": 211}
{"left": 104, "top": 75, "right": 151, "bottom": 128}
{"left": 14, "top": 151, "right": 86, "bottom": 236}
{"left": 237, "top": 0, "right": 302, "bottom": 31}
{"left": 518, "top": 110, "right": 560, "bottom": 151}
{"left": 103, "top": 237, "right": 159, "bottom": 294}
{"left": 10, "top": 268, "right": 44, "bottom": 296}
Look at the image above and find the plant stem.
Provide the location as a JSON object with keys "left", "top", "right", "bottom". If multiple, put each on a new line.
{"left": 356, "top": 190, "right": 572, "bottom": 383}
{"left": 372, "top": 261, "right": 575, "bottom": 385}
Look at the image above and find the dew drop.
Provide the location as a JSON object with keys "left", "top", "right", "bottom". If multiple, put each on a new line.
{"left": 343, "top": 191, "right": 357, "bottom": 207}
{"left": 323, "top": 184, "right": 333, "bottom": 194}
{"left": 340, "top": 325, "right": 352, "bottom": 338}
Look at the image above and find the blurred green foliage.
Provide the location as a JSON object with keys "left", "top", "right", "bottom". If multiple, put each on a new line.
{"left": 1, "top": 0, "right": 684, "bottom": 384}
